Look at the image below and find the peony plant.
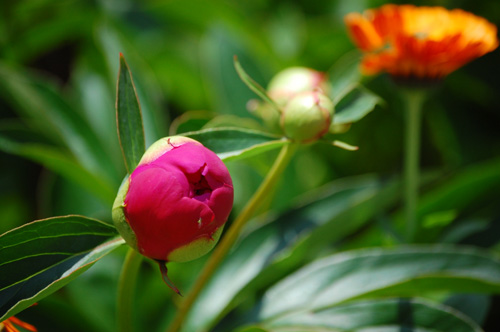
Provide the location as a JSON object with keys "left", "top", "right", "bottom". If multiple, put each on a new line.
{"left": 1, "top": 5, "right": 499, "bottom": 332}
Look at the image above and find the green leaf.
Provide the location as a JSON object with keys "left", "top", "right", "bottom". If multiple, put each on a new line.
{"left": 184, "top": 127, "right": 288, "bottom": 161}
{"left": 444, "top": 294, "right": 490, "bottom": 326}
{"left": 0, "top": 136, "right": 116, "bottom": 205}
{"left": 329, "top": 50, "right": 362, "bottom": 104}
{"left": 116, "top": 54, "right": 146, "bottom": 173}
{"left": 326, "top": 51, "right": 381, "bottom": 128}
{"left": 202, "top": 115, "right": 267, "bottom": 132}
{"left": 258, "top": 246, "right": 500, "bottom": 321}
{"left": 348, "top": 159, "right": 500, "bottom": 248}
{"left": 332, "top": 85, "right": 381, "bottom": 126}
{"left": 416, "top": 158, "right": 500, "bottom": 221}
{"left": 0, "top": 215, "right": 123, "bottom": 321}
{"left": 236, "top": 327, "right": 269, "bottom": 332}
{"left": 264, "top": 298, "right": 482, "bottom": 332}
{"left": 170, "top": 111, "right": 266, "bottom": 135}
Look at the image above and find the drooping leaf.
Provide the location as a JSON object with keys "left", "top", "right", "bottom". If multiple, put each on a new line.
{"left": 0, "top": 215, "right": 123, "bottom": 321}
{"left": 115, "top": 54, "right": 146, "bottom": 173}
{"left": 258, "top": 246, "right": 500, "bottom": 321}
{"left": 184, "top": 127, "right": 288, "bottom": 161}
{"left": 263, "top": 298, "right": 482, "bottom": 332}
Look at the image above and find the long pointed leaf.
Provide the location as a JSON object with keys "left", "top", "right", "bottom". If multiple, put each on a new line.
{"left": 259, "top": 246, "right": 500, "bottom": 321}
{"left": 264, "top": 298, "right": 482, "bottom": 332}
{"left": 0, "top": 215, "right": 122, "bottom": 321}
{"left": 116, "top": 54, "right": 145, "bottom": 173}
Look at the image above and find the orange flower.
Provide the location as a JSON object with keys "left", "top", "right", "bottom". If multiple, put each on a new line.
{"left": 0, "top": 316, "right": 37, "bottom": 332}
{"left": 345, "top": 5, "right": 498, "bottom": 79}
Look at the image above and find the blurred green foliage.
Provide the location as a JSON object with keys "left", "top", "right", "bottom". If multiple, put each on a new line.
{"left": 1, "top": 0, "right": 500, "bottom": 331}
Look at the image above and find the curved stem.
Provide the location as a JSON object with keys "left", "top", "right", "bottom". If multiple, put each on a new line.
{"left": 117, "top": 247, "right": 143, "bottom": 332}
{"left": 167, "top": 142, "right": 298, "bottom": 332}
{"left": 402, "top": 89, "right": 427, "bottom": 242}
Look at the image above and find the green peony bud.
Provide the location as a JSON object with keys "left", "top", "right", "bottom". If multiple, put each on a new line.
{"left": 267, "top": 67, "right": 329, "bottom": 107}
{"left": 281, "top": 90, "right": 334, "bottom": 142}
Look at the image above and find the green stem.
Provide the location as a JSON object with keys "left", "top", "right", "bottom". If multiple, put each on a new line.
{"left": 402, "top": 89, "right": 427, "bottom": 242}
{"left": 167, "top": 142, "right": 298, "bottom": 332}
{"left": 117, "top": 248, "right": 143, "bottom": 332}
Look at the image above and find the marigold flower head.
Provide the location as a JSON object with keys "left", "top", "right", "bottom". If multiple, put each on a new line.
{"left": 1, "top": 316, "right": 37, "bottom": 332}
{"left": 344, "top": 4, "right": 498, "bottom": 79}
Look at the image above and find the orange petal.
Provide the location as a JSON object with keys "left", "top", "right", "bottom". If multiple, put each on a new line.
{"left": 344, "top": 13, "right": 384, "bottom": 51}
{"left": 6, "top": 317, "right": 38, "bottom": 332}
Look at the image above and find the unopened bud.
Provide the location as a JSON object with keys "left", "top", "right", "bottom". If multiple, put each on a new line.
{"left": 281, "top": 90, "right": 334, "bottom": 142}
{"left": 112, "top": 136, "right": 234, "bottom": 263}
{"left": 267, "top": 67, "right": 329, "bottom": 107}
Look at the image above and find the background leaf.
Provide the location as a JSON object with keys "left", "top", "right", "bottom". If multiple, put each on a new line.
{"left": 258, "top": 246, "right": 500, "bottom": 321}
{"left": 0, "top": 215, "right": 122, "bottom": 321}
{"left": 0, "top": 62, "right": 118, "bottom": 183}
{"left": 333, "top": 85, "right": 382, "bottom": 125}
{"left": 0, "top": 136, "right": 115, "bottom": 205}
{"left": 263, "top": 298, "right": 482, "bottom": 332}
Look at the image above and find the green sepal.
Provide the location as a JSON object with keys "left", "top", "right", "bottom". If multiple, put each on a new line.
{"left": 112, "top": 176, "right": 138, "bottom": 251}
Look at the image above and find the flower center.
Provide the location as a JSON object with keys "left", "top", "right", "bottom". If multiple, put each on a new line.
{"left": 188, "top": 165, "right": 212, "bottom": 202}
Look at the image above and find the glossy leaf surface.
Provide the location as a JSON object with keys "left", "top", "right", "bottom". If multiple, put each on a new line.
{"left": 0, "top": 215, "right": 122, "bottom": 321}
{"left": 247, "top": 298, "right": 482, "bottom": 332}
{"left": 259, "top": 246, "right": 500, "bottom": 320}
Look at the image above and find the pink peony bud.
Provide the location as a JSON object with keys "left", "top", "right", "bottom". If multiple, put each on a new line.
{"left": 112, "top": 136, "right": 234, "bottom": 263}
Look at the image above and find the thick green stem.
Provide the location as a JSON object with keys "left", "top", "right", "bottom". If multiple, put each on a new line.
{"left": 167, "top": 142, "right": 298, "bottom": 332}
{"left": 402, "top": 89, "right": 426, "bottom": 242}
{"left": 117, "top": 248, "right": 143, "bottom": 332}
